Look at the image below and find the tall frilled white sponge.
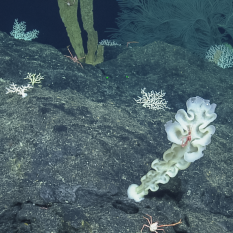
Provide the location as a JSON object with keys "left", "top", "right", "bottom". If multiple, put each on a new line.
{"left": 127, "top": 96, "right": 217, "bottom": 202}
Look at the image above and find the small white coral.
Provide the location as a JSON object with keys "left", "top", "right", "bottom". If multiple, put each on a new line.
{"left": 205, "top": 44, "right": 233, "bottom": 69}
{"left": 10, "top": 19, "right": 39, "bottom": 41}
{"left": 6, "top": 83, "right": 33, "bottom": 98}
{"left": 99, "top": 39, "right": 121, "bottom": 46}
{"left": 134, "top": 88, "right": 170, "bottom": 110}
{"left": 24, "top": 73, "right": 44, "bottom": 86}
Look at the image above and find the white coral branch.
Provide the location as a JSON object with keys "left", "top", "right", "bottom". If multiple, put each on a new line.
{"left": 134, "top": 88, "right": 170, "bottom": 110}
{"left": 6, "top": 83, "right": 33, "bottom": 98}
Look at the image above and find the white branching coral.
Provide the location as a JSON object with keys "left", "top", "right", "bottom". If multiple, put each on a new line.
{"left": 6, "top": 83, "right": 33, "bottom": 98}
{"left": 134, "top": 88, "right": 170, "bottom": 110}
{"left": 10, "top": 19, "right": 39, "bottom": 41}
{"left": 24, "top": 73, "right": 44, "bottom": 86}
{"left": 205, "top": 44, "right": 233, "bottom": 69}
{"left": 99, "top": 39, "right": 121, "bottom": 46}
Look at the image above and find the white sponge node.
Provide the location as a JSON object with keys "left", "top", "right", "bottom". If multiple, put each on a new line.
{"left": 127, "top": 184, "right": 144, "bottom": 202}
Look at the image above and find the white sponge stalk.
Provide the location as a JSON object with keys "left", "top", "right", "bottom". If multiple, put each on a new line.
{"left": 127, "top": 96, "right": 217, "bottom": 202}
